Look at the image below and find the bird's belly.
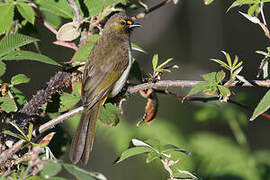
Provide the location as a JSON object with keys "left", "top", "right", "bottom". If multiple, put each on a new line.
{"left": 110, "top": 48, "right": 132, "bottom": 97}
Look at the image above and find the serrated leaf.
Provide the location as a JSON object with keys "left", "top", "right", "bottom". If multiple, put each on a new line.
{"left": 99, "top": 103, "right": 120, "bottom": 126}
{"left": 115, "top": 146, "right": 152, "bottom": 163}
{"left": 59, "top": 93, "right": 80, "bottom": 112}
{"left": 72, "top": 35, "right": 100, "bottom": 62}
{"left": 0, "top": 33, "right": 39, "bottom": 57}
{"left": 0, "top": 97, "right": 17, "bottom": 113}
{"left": 250, "top": 90, "right": 270, "bottom": 121}
{"left": 37, "top": 0, "right": 73, "bottom": 18}
{"left": 131, "top": 43, "right": 146, "bottom": 53}
{"left": 0, "top": 61, "right": 6, "bottom": 77}
{"left": 11, "top": 74, "right": 30, "bottom": 85}
{"left": 152, "top": 54, "right": 158, "bottom": 70}
{"left": 41, "top": 161, "right": 62, "bottom": 178}
{"left": 187, "top": 81, "right": 209, "bottom": 96}
{"left": 1, "top": 50, "right": 61, "bottom": 66}
{"left": 0, "top": 4, "right": 14, "bottom": 35}
{"left": 16, "top": 2, "right": 35, "bottom": 24}
{"left": 146, "top": 151, "right": 160, "bottom": 163}
{"left": 63, "top": 163, "right": 107, "bottom": 180}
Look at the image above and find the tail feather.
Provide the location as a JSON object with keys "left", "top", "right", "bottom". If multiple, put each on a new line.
{"left": 69, "top": 102, "right": 100, "bottom": 164}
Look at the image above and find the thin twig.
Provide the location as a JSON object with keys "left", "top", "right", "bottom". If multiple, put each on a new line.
{"left": 67, "top": 0, "right": 82, "bottom": 22}
{"left": 133, "top": 0, "right": 177, "bottom": 20}
{"left": 260, "top": 2, "right": 267, "bottom": 26}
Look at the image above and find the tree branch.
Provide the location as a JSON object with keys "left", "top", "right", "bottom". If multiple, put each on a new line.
{"left": 67, "top": 0, "right": 82, "bottom": 22}
{"left": 128, "top": 80, "right": 270, "bottom": 94}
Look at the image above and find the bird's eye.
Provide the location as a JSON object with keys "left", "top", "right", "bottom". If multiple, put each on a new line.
{"left": 120, "top": 20, "right": 126, "bottom": 25}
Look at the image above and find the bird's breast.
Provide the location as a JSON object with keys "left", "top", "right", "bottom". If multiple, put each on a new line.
{"left": 110, "top": 46, "right": 132, "bottom": 97}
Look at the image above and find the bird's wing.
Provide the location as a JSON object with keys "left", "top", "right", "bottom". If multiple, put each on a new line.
{"left": 81, "top": 43, "right": 129, "bottom": 109}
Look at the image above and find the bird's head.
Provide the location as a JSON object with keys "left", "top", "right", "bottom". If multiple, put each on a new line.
{"left": 103, "top": 12, "right": 141, "bottom": 35}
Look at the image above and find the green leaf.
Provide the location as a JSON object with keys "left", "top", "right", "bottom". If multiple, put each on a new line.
{"left": 42, "top": 10, "right": 62, "bottom": 29}
{"left": 204, "top": 0, "right": 214, "bottom": 5}
{"left": 0, "top": 3, "right": 14, "bottom": 35}
{"left": 1, "top": 50, "right": 61, "bottom": 66}
{"left": 9, "top": 121, "right": 27, "bottom": 139}
{"left": 41, "top": 161, "right": 62, "bottom": 178}
{"left": 3, "top": 130, "right": 26, "bottom": 140}
{"left": 156, "top": 58, "right": 173, "bottom": 71}
{"left": 84, "top": 0, "right": 126, "bottom": 17}
{"left": 250, "top": 89, "right": 270, "bottom": 121}
{"left": 26, "top": 176, "right": 46, "bottom": 180}
{"left": 63, "top": 163, "right": 107, "bottom": 180}
{"left": 152, "top": 54, "right": 158, "bottom": 70}
{"left": 11, "top": 74, "right": 30, "bottom": 85}
{"left": 16, "top": 2, "right": 35, "bottom": 24}
{"left": 0, "top": 33, "right": 39, "bottom": 58}
{"left": 202, "top": 72, "right": 217, "bottom": 82}
{"left": 146, "top": 151, "right": 160, "bottom": 163}
{"left": 115, "top": 146, "right": 152, "bottom": 163}
{"left": 248, "top": 3, "right": 259, "bottom": 16}
{"left": 145, "top": 139, "right": 160, "bottom": 151}
{"left": 187, "top": 81, "right": 209, "bottom": 96}
{"left": 59, "top": 93, "right": 80, "bottom": 112}
{"left": 161, "top": 144, "right": 191, "bottom": 155}
{"left": 221, "top": 51, "right": 232, "bottom": 68}
{"left": 37, "top": 0, "right": 73, "bottom": 18}
{"left": 132, "top": 138, "right": 153, "bottom": 148}
{"left": 227, "top": 0, "right": 260, "bottom": 12}
{"left": 0, "top": 97, "right": 17, "bottom": 113}
{"left": 10, "top": 87, "right": 26, "bottom": 107}
{"left": 99, "top": 103, "right": 120, "bottom": 126}
{"left": 0, "top": 60, "right": 6, "bottom": 77}
{"left": 217, "top": 85, "right": 231, "bottom": 96}
{"left": 72, "top": 35, "right": 100, "bottom": 62}
{"left": 215, "top": 71, "right": 225, "bottom": 83}
{"left": 28, "top": 123, "right": 33, "bottom": 141}
{"left": 131, "top": 43, "right": 146, "bottom": 53}
{"left": 210, "top": 58, "right": 231, "bottom": 70}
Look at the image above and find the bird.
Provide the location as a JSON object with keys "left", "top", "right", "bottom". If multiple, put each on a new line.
{"left": 69, "top": 12, "right": 141, "bottom": 165}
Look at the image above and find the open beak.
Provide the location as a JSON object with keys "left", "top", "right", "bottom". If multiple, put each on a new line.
{"left": 128, "top": 23, "right": 141, "bottom": 29}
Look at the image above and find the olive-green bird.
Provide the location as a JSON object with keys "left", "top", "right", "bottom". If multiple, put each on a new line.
{"left": 69, "top": 12, "right": 141, "bottom": 164}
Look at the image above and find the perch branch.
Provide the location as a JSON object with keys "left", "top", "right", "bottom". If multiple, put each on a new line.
{"left": 1, "top": 78, "right": 270, "bottom": 162}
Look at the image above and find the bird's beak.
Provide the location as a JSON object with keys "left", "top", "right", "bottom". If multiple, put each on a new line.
{"left": 128, "top": 23, "right": 141, "bottom": 29}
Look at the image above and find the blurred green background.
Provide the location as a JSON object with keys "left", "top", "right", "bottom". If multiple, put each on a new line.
{"left": 4, "top": 0, "right": 270, "bottom": 179}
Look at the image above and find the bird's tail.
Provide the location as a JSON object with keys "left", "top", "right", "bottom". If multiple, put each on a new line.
{"left": 69, "top": 101, "right": 101, "bottom": 164}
